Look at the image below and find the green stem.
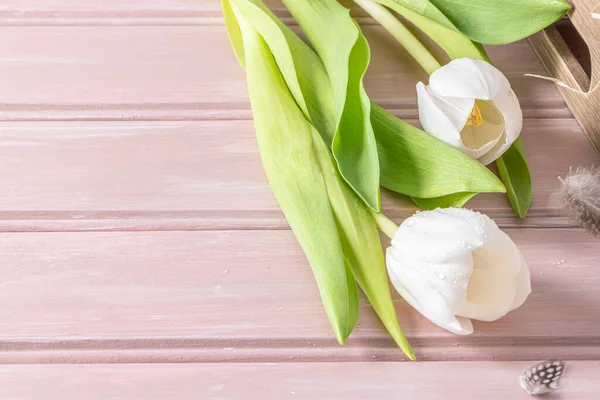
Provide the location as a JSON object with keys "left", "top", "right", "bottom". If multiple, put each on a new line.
{"left": 354, "top": 0, "right": 441, "bottom": 75}
{"left": 371, "top": 211, "right": 399, "bottom": 239}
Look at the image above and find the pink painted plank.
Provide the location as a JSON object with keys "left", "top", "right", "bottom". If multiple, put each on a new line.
{"left": 0, "top": 362, "right": 598, "bottom": 399}
{"left": 0, "top": 229, "right": 598, "bottom": 362}
{"left": 0, "top": 119, "right": 595, "bottom": 216}
{"left": 0, "top": 0, "right": 284, "bottom": 14}
{"left": 0, "top": 26, "right": 566, "bottom": 117}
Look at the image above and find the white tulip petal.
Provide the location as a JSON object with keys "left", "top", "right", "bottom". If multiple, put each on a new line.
{"left": 510, "top": 255, "right": 532, "bottom": 311}
{"left": 457, "top": 253, "right": 517, "bottom": 321}
{"left": 387, "top": 208, "right": 531, "bottom": 335}
{"left": 459, "top": 100, "right": 505, "bottom": 159}
{"left": 493, "top": 89, "right": 523, "bottom": 145}
{"left": 424, "top": 87, "right": 474, "bottom": 132}
{"left": 477, "top": 89, "right": 523, "bottom": 165}
{"left": 416, "top": 82, "right": 473, "bottom": 155}
{"left": 456, "top": 218, "right": 524, "bottom": 321}
{"left": 393, "top": 208, "right": 485, "bottom": 264}
{"left": 429, "top": 58, "right": 511, "bottom": 100}
{"left": 417, "top": 58, "right": 523, "bottom": 164}
{"left": 476, "top": 131, "right": 507, "bottom": 166}
{"left": 387, "top": 248, "right": 473, "bottom": 335}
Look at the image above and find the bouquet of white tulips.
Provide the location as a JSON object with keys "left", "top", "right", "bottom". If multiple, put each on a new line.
{"left": 221, "top": 0, "right": 570, "bottom": 359}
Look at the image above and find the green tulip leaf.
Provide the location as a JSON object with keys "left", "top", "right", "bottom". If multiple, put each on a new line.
{"left": 312, "top": 122, "right": 415, "bottom": 359}
{"left": 496, "top": 137, "right": 532, "bottom": 218}
{"left": 371, "top": 0, "right": 488, "bottom": 62}
{"left": 412, "top": 192, "right": 478, "bottom": 210}
{"left": 370, "top": 0, "right": 570, "bottom": 47}
{"left": 232, "top": 7, "right": 359, "bottom": 344}
{"left": 282, "top": 0, "right": 381, "bottom": 212}
{"left": 427, "top": 0, "right": 571, "bottom": 45}
{"left": 372, "top": 103, "right": 506, "bottom": 200}
{"left": 224, "top": 0, "right": 337, "bottom": 142}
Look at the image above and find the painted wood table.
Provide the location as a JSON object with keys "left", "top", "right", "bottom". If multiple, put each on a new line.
{"left": 0, "top": 1, "right": 599, "bottom": 399}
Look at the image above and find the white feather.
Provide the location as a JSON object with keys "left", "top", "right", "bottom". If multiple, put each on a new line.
{"left": 553, "top": 167, "right": 600, "bottom": 239}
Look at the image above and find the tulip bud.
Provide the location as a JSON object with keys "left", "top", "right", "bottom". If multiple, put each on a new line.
{"left": 386, "top": 208, "right": 531, "bottom": 335}
{"left": 417, "top": 58, "right": 523, "bottom": 165}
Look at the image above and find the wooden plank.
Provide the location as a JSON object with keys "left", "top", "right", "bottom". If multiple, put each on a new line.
{"left": 0, "top": 26, "right": 568, "bottom": 121}
{"left": 0, "top": 0, "right": 284, "bottom": 14}
{"left": 529, "top": 0, "right": 600, "bottom": 155}
{"left": 0, "top": 228, "right": 598, "bottom": 362}
{"left": 0, "top": 362, "right": 598, "bottom": 399}
{"left": 0, "top": 119, "right": 595, "bottom": 219}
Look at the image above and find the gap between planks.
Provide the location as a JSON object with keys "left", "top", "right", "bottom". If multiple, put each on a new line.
{"left": 0, "top": 105, "right": 572, "bottom": 123}
{"left": 0, "top": 16, "right": 325, "bottom": 27}
{"left": 1, "top": 336, "right": 600, "bottom": 364}
{"left": 0, "top": 8, "right": 572, "bottom": 28}
{"left": 0, "top": 210, "right": 578, "bottom": 232}
{"left": 0, "top": 10, "right": 375, "bottom": 27}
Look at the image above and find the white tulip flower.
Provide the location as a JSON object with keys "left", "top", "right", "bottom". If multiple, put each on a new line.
{"left": 417, "top": 58, "right": 523, "bottom": 165}
{"left": 386, "top": 208, "right": 531, "bottom": 335}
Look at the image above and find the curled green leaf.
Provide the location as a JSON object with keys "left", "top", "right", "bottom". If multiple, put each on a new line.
{"left": 282, "top": 0, "right": 381, "bottom": 212}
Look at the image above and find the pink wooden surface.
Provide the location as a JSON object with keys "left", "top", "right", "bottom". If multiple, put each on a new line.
{"left": 0, "top": 0, "right": 599, "bottom": 398}
{"left": 1, "top": 362, "right": 599, "bottom": 399}
{"left": 0, "top": 119, "right": 596, "bottom": 217}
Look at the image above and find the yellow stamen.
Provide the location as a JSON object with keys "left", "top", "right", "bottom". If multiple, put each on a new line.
{"left": 466, "top": 103, "right": 483, "bottom": 127}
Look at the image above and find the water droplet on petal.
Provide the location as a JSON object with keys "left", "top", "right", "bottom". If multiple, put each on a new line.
{"left": 483, "top": 234, "right": 488, "bottom": 239}
{"left": 467, "top": 245, "right": 472, "bottom": 250}
{"left": 438, "top": 273, "right": 446, "bottom": 280}
{"left": 461, "top": 240, "right": 466, "bottom": 245}
{"left": 405, "top": 219, "right": 415, "bottom": 227}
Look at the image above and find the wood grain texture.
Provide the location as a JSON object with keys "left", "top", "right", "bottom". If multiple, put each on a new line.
{"left": 0, "top": 119, "right": 596, "bottom": 222}
{"left": 529, "top": 0, "right": 600, "bottom": 154}
{"left": 0, "top": 0, "right": 284, "bottom": 14}
{"left": 0, "top": 26, "right": 568, "bottom": 121}
{"left": 0, "top": 228, "right": 598, "bottom": 362}
{"left": 0, "top": 1, "right": 599, "bottom": 396}
{"left": 0, "top": 362, "right": 599, "bottom": 399}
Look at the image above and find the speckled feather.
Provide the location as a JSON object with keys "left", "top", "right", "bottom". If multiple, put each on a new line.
{"left": 554, "top": 167, "right": 600, "bottom": 239}
{"left": 520, "top": 360, "right": 566, "bottom": 396}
